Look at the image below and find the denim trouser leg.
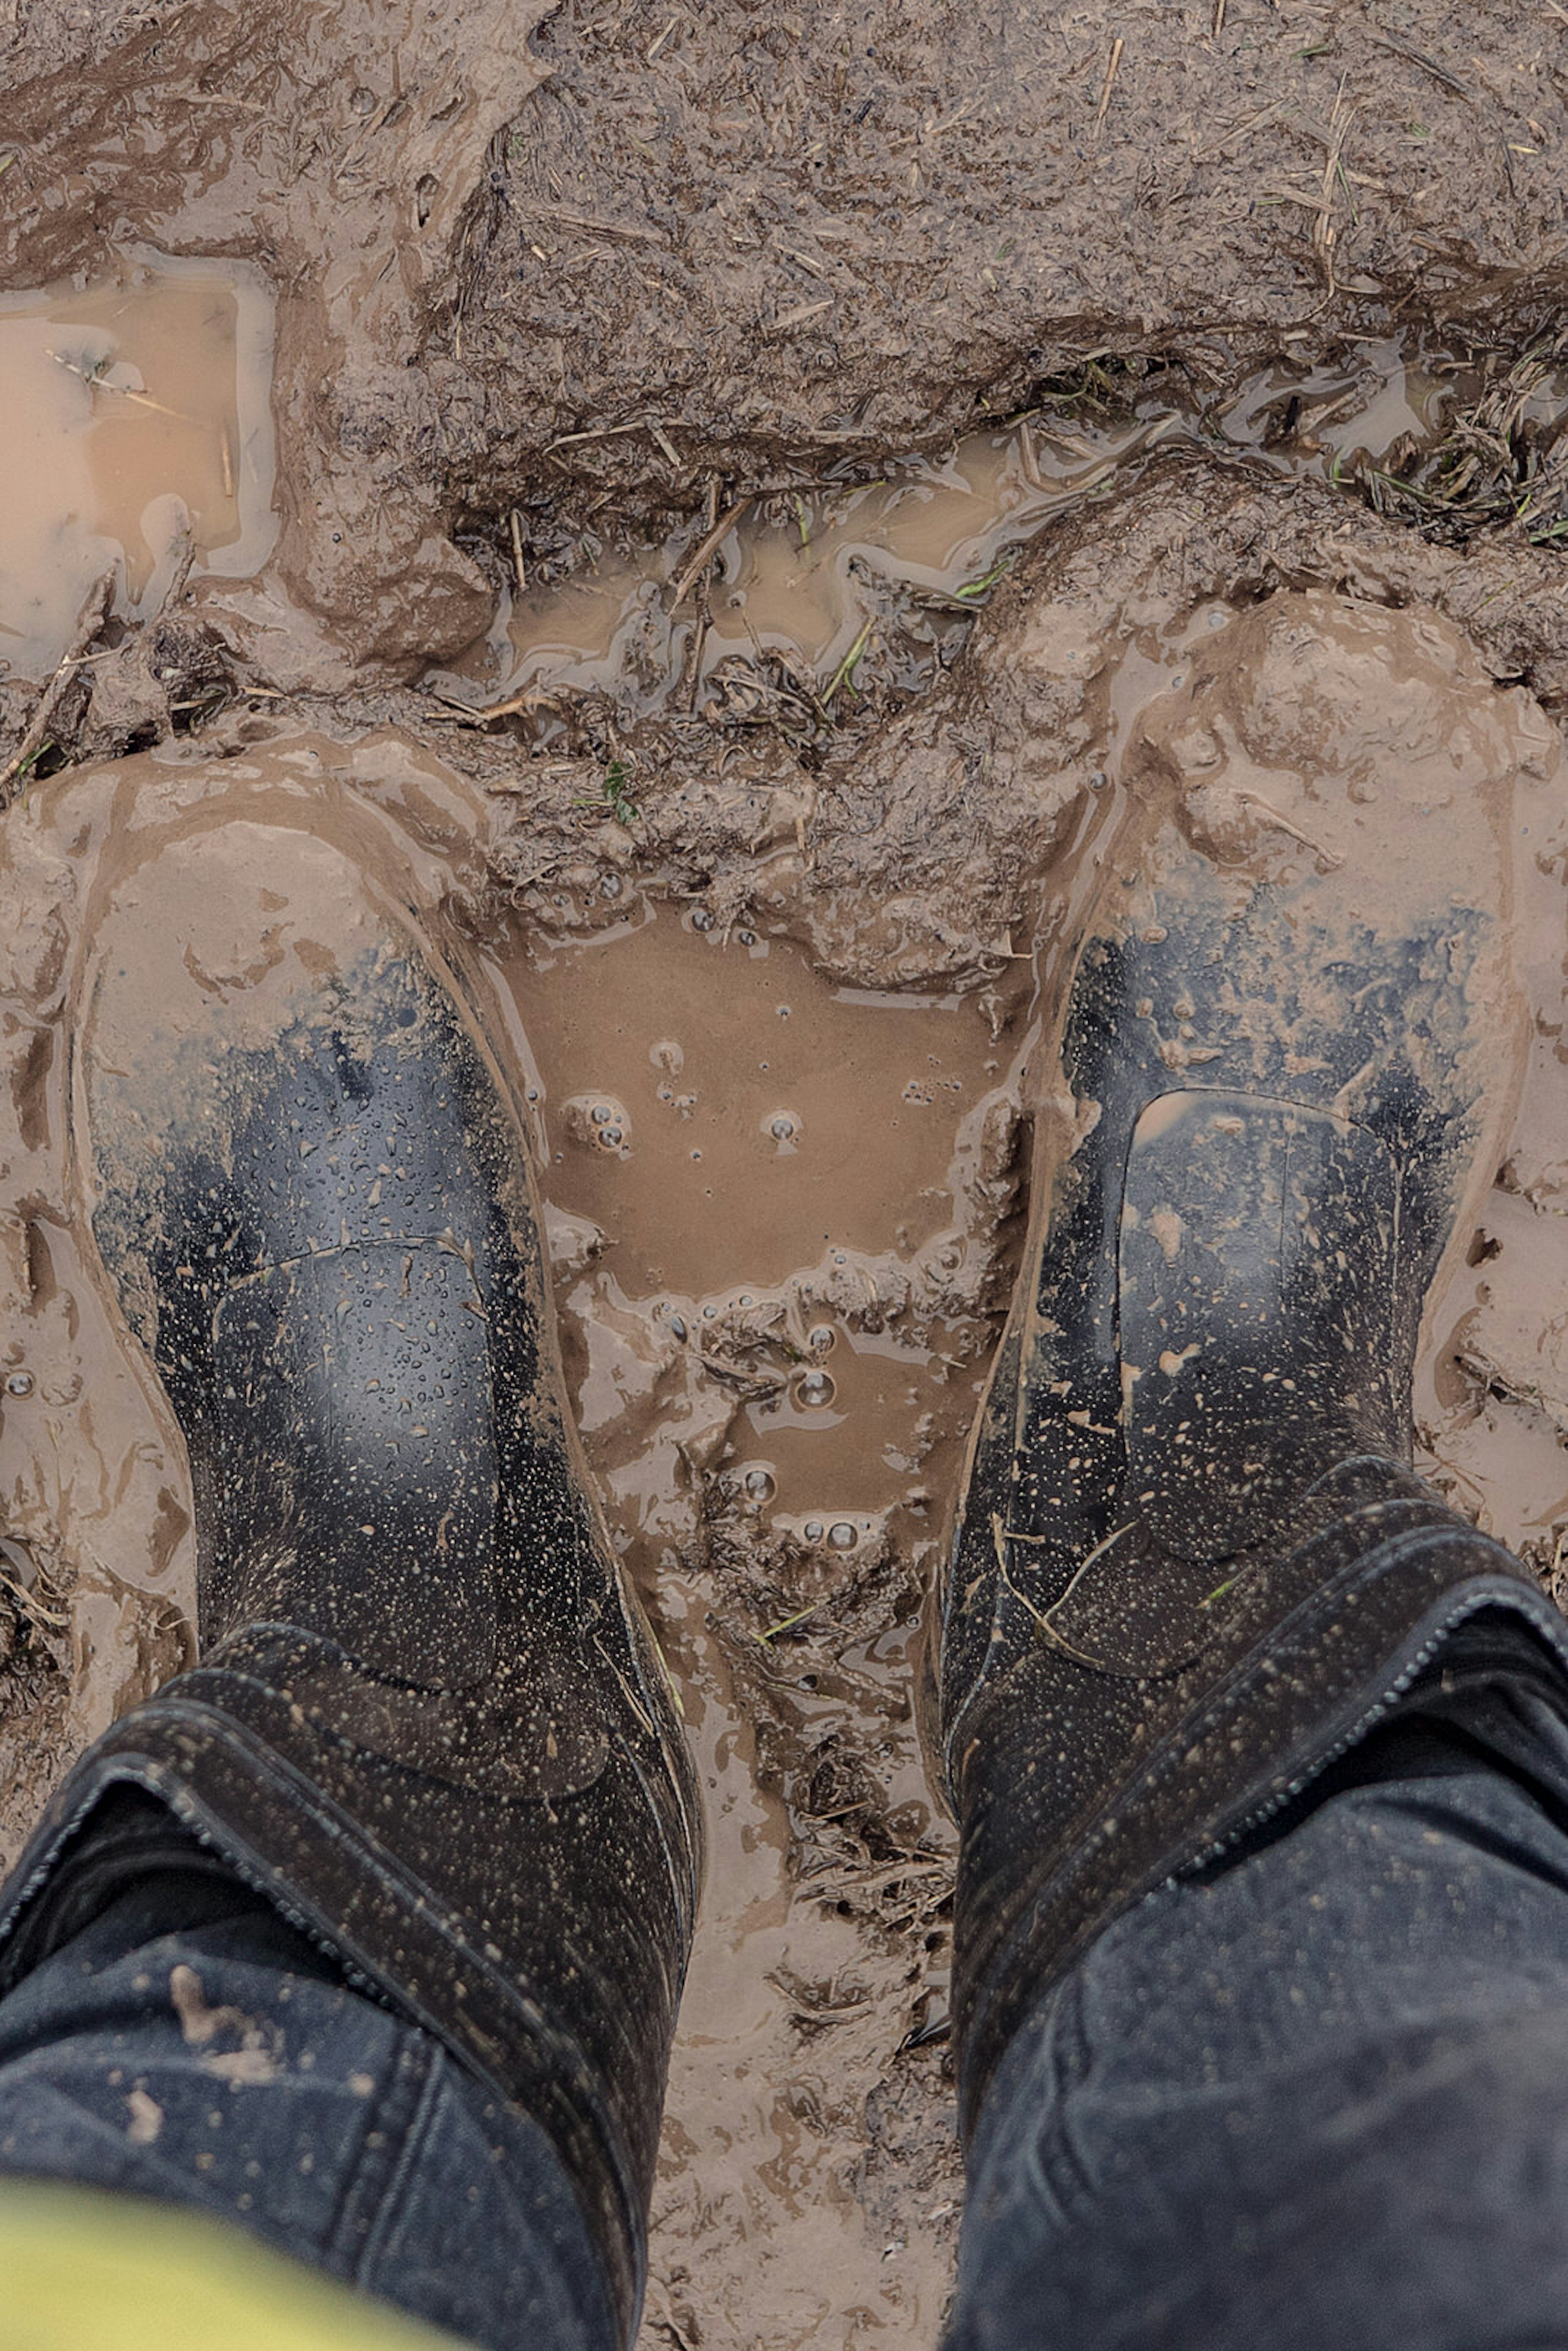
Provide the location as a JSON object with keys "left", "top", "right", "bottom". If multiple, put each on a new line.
{"left": 948, "top": 1663, "right": 1568, "bottom": 2351}
{"left": 0, "top": 1867, "right": 617, "bottom": 2351}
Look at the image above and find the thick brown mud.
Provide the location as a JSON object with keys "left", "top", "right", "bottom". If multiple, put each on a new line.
{"left": 5, "top": 4, "right": 1568, "bottom": 2345}
{"left": 6, "top": 0, "right": 1568, "bottom": 675}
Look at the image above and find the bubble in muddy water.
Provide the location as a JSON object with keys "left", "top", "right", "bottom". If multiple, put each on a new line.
{"left": 827, "top": 1522, "right": 858, "bottom": 1551}
{"left": 561, "top": 1094, "right": 632, "bottom": 1156}
{"left": 803, "top": 1521, "right": 825, "bottom": 1544}
{"left": 806, "top": 1325, "right": 836, "bottom": 1355}
{"left": 5, "top": 1373, "right": 33, "bottom": 1398}
{"left": 743, "top": 1468, "right": 776, "bottom": 1503}
{"left": 689, "top": 907, "right": 715, "bottom": 932}
{"left": 0, "top": 1536, "right": 35, "bottom": 1584}
{"left": 766, "top": 1110, "right": 802, "bottom": 1154}
{"left": 795, "top": 1369, "right": 835, "bottom": 1409}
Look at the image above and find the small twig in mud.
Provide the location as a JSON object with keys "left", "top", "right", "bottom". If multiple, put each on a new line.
{"left": 1367, "top": 30, "right": 1474, "bottom": 102}
{"left": 521, "top": 204, "right": 666, "bottom": 245}
{"left": 1194, "top": 101, "right": 1283, "bottom": 166}
{"left": 1, "top": 564, "right": 116, "bottom": 806}
{"left": 1032, "top": 419, "right": 1098, "bottom": 460}
{"left": 1017, "top": 416, "right": 1045, "bottom": 490}
{"left": 0, "top": 1570, "right": 68, "bottom": 1637}
{"left": 806, "top": 1857, "right": 951, "bottom": 1901}
{"left": 669, "top": 495, "right": 753, "bottom": 607}
{"left": 1234, "top": 789, "right": 1343, "bottom": 870}
{"left": 546, "top": 418, "right": 680, "bottom": 457}
{"left": 428, "top": 686, "right": 559, "bottom": 726}
{"left": 1212, "top": 0, "right": 1226, "bottom": 32}
{"left": 508, "top": 509, "right": 527, "bottom": 597}
{"left": 755, "top": 1603, "right": 821, "bottom": 1644}
{"left": 48, "top": 348, "right": 192, "bottom": 423}
{"left": 821, "top": 618, "right": 875, "bottom": 710}
{"left": 1092, "top": 36, "right": 1124, "bottom": 140}
{"left": 1314, "top": 80, "right": 1357, "bottom": 292}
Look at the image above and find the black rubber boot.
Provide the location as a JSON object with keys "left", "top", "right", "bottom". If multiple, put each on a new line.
{"left": 0, "top": 806, "right": 701, "bottom": 2342}
{"left": 930, "top": 684, "right": 1568, "bottom": 2138}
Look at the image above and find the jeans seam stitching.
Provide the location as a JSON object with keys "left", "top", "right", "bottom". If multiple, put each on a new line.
{"left": 344, "top": 2041, "right": 448, "bottom": 2289}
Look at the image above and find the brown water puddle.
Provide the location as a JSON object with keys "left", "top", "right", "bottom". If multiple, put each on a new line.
{"left": 486, "top": 909, "right": 1022, "bottom": 2347}
{"left": 437, "top": 337, "right": 1475, "bottom": 727}
{"left": 506, "top": 910, "right": 1008, "bottom": 1527}
{"left": 0, "top": 256, "right": 276, "bottom": 683}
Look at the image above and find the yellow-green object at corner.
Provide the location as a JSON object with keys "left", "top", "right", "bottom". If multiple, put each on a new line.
{"left": 0, "top": 2183, "right": 472, "bottom": 2351}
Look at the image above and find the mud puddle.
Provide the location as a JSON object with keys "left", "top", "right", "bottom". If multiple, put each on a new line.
{"left": 495, "top": 909, "right": 1023, "bottom": 2348}
{"left": 0, "top": 258, "right": 276, "bottom": 683}
{"left": 508, "top": 908, "right": 1008, "bottom": 1532}
{"left": 437, "top": 338, "right": 1479, "bottom": 730}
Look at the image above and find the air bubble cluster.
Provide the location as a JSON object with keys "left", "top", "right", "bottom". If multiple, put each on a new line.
{"left": 561, "top": 1095, "right": 632, "bottom": 1157}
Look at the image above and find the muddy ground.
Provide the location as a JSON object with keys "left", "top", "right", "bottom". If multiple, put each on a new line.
{"left": 4, "top": 2, "right": 1568, "bottom": 2345}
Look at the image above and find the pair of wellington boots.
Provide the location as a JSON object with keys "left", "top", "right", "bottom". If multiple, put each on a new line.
{"left": 2, "top": 743, "right": 1565, "bottom": 2339}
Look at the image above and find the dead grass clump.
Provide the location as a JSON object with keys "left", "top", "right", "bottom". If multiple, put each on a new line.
{"left": 1354, "top": 332, "right": 1568, "bottom": 547}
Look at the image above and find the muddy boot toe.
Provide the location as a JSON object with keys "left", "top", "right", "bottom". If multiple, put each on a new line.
{"left": 0, "top": 802, "right": 701, "bottom": 2339}
{"left": 933, "top": 629, "right": 1568, "bottom": 2133}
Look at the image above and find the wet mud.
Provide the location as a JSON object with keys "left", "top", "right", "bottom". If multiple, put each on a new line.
{"left": 5, "top": 2, "right": 1568, "bottom": 2345}
{"left": 6, "top": 0, "right": 1568, "bottom": 675}
{"left": 0, "top": 259, "right": 276, "bottom": 681}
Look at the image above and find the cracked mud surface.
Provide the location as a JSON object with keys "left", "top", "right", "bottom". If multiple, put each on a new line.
{"left": 4, "top": 2, "right": 1568, "bottom": 2344}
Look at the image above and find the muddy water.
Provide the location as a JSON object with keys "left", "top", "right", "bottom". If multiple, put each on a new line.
{"left": 0, "top": 258, "right": 276, "bottom": 682}
{"left": 492, "top": 913, "right": 1020, "bottom": 2348}
{"left": 442, "top": 343, "right": 1468, "bottom": 722}
{"left": 510, "top": 911, "right": 1004, "bottom": 1519}
{"left": 449, "top": 418, "right": 1168, "bottom": 714}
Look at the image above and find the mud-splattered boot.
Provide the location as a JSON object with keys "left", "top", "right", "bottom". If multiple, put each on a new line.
{"left": 930, "top": 616, "right": 1568, "bottom": 2138}
{"left": 0, "top": 802, "right": 701, "bottom": 2341}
